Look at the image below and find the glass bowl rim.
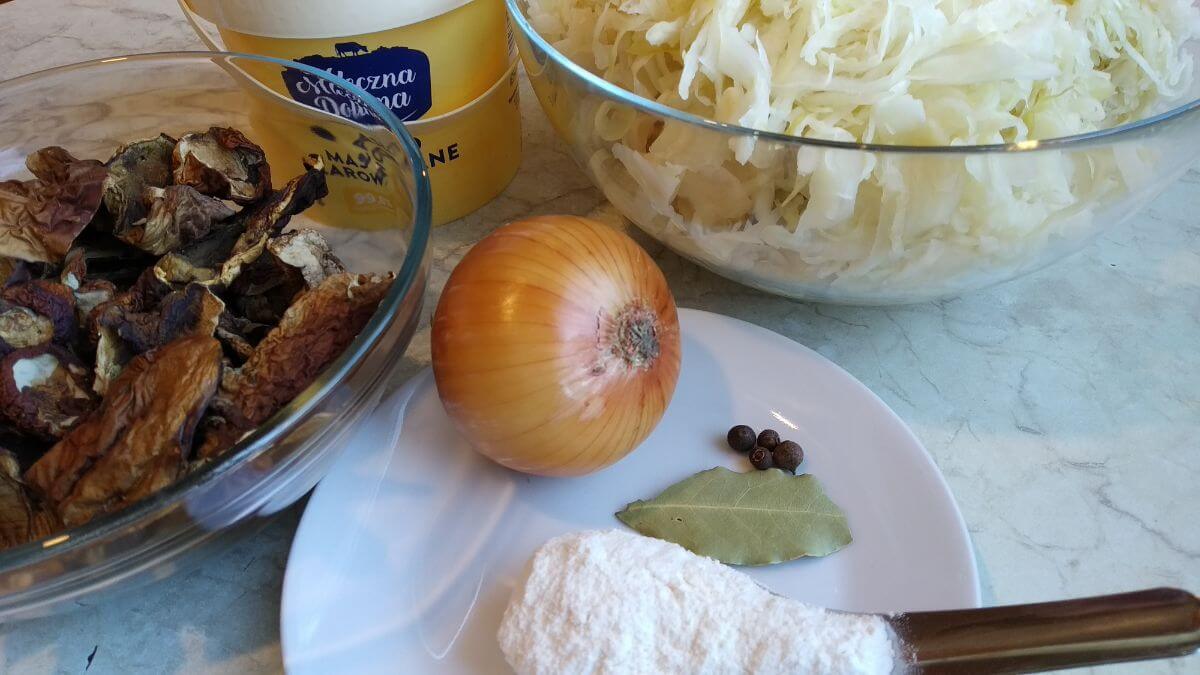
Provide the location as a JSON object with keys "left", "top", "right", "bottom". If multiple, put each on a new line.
{"left": 505, "top": 0, "right": 1200, "bottom": 155}
{"left": 0, "top": 51, "right": 432, "bottom": 572}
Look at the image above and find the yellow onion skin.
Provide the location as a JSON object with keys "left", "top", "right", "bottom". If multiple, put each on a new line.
{"left": 431, "top": 216, "right": 681, "bottom": 477}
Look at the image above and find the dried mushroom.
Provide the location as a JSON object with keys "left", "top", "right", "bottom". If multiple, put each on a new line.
{"left": 2, "top": 280, "right": 78, "bottom": 348}
{"left": 58, "top": 249, "right": 118, "bottom": 331}
{"left": 101, "top": 134, "right": 176, "bottom": 234}
{"left": 59, "top": 248, "right": 87, "bottom": 290}
{"left": 92, "top": 328, "right": 128, "bottom": 397}
{"left": 0, "top": 345, "right": 95, "bottom": 441}
{"left": 92, "top": 283, "right": 223, "bottom": 393}
{"left": 0, "top": 129, "right": 390, "bottom": 550}
{"left": 100, "top": 283, "right": 224, "bottom": 354}
{"left": 231, "top": 229, "right": 344, "bottom": 299}
{"left": 227, "top": 229, "right": 344, "bottom": 325}
{"left": 0, "top": 449, "right": 59, "bottom": 549}
{"left": 214, "top": 312, "right": 269, "bottom": 363}
{"left": 225, "top": 272, "right": 390, "bottom": 425}
{"left": 24, "top": 336, "right": 222, "bottom": 527}
{"left": 153, "top": 221, "right": 242, "bottom": 286}
{"left": 72, "top": 280, "right": 117, "bottom": 328}
{"left": 173, "top": 128, "right": 271, "bottom": 204}
{"left": 27, "top": 147, "right": 99, "bottom": 185}
{"left": 267, "top": 230, "right": 345, "bottom": 287}
{"left": 0, "top": 304, "right": 55, "bottom": 355}
{"left": 231, "top": 155, "right": 327, "bottom": 257}
{"left": 154, "top": 159, "right": 328, "bottom": 293}
{"left": 89, "top": 267, "right": 176, "bottom": 395}
{"left": 198, "top": 272, "right": 391, "bottom": 460}
{"left": 126, "top": 185, "right": 235, "bottom": 255}
{"left": 199, "top": 156, "right": 330, "bottom": 297}
{"left": 0, "top": 148, "right": 106, "bottom": 263}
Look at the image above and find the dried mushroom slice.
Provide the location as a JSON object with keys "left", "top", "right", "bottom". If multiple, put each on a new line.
{"left": 72, "top": 280, "right": 116, "bottom": 328}
{"left": 89, "top": 268, "right": 176, "bottom": 394}
{"left": 153, "top": 159, "right": 327, "bottom": 293}
{"left": 92, "top": 283, "right": 224, "bottom": 391}
{"left": 101, "top": 134, "right": 176, "bottom": 235}
{"left": 231, "top": 155, "right": 327, "bottom": 257}
{"left": 0, "top": 448, "right": 60, "bottom": 548}
{"left": 58, "top": 248, "right": 118, "bottom": 329}
{"left": 214, "top": 312, "right": 270, "bottom": 364}
{"left": 24, "top": 336, "right": 222, "bottom": 527}
{"left": 158, "top": 283, "right": 225, "bottom": 339}
{"left": 225, "top": 229, "right": 345, "bottom": 325}
{"left": 267, "top": 230, "right": 345, "bottom": 287}
{"left": 173, "top": 128, "right": 271, "bottom": 204}
{"left": 0, "top": 148, "right": 106, "bottom": 263}
{"left": 0, "top": 303, "right": 54, "bottom": 355}
{"left": 105, "top": 266, "right": 174, "bottom": 318}
{"left": 198, "top": 272, "right": 391, "bottom": 460}
{"left": 105, "top": 283, "right": 223, "bottom": 352}
{"left": 232, "top": 229, "right": 344, "bottom": 297}
{"left": 0, "top": 450, "right": 20, "bottom": 480}
{"left": 2, "top": 280, "right": 78, "bottom": 347}
{"left": 27, "top": 147, "right": 97, "bottom": 184}
{"left": 215, "top": 326, "right": 254, "bottom": 363}
{"left": 125, "top": 185, "right": 235, "bottom": 255}
{"left": 59, "top": 248, "right": 87, "bottom": 290}
{"left": 0, "top": 345, "right": 95, "bottom": 441}
{"left": 153, "top": 221, "right": 242, "bottom": 286}
{"left": 92, "top": 328, "right": 129, "bottom": 397}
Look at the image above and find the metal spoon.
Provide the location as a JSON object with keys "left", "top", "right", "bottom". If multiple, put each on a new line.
{"left": 887, "top": 587, "right": 1200, "bottom": 673}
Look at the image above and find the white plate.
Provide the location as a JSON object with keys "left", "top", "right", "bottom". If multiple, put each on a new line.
{"left": 280, "top": 309, "right": 980, "bottom": 674}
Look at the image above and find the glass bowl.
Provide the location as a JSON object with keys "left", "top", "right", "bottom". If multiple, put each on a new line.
{"left": 0, "top": 52, "right": 430, "bottom": 619}
{"left": 507, "top": 0, "right": 1200, "bottom": 304}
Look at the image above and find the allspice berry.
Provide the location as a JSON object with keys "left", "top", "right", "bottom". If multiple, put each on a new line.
{"left": 749, "top": 447, "right": 774, "bottom": 470}
{"left": 726, "top": 425, "right": 757, "bottom": 453}
{"left": 773, "top": 441, "right": 804, "bottom": 473}
{"left": 756, "top": 429, "right": 781, "bottom": 450}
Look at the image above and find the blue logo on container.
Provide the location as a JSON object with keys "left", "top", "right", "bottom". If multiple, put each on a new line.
{"left": 282, "top": 46, "right": 433, "bottom": 124}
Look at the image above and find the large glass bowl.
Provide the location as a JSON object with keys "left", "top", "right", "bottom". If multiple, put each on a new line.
{"left": 0, "top": 53, "right": 431, "bottom": 619}
{"left": 508, "top": 0, "right": 1200, "bottom": 304}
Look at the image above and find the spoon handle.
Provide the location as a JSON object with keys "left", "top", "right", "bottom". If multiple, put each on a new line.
{"left": 888, "top": 587, "right": 1200, "bottom": 674}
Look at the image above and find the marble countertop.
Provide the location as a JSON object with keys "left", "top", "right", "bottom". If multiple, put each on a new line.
{"left": 0, "top": 0, "right": 1197, "bottom": 673}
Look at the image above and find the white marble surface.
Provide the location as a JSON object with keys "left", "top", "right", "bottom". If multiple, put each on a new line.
{"left": 0, "top": 1, "right": 1198, "bottom": 673}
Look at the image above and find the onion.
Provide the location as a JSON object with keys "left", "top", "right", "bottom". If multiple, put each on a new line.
{"left": 431, "top": 216, "right": 681, "bottom": 476}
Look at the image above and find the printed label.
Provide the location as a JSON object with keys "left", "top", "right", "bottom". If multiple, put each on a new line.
{"left": 282, "top": 46, "right": 433, "bottom": 124}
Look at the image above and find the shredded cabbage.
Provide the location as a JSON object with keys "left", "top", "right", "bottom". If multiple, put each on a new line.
{"left": 523, "top": 0, "right": 1200, "bottom": 301}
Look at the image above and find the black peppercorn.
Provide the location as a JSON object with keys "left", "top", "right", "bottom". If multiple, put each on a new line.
{"left": 726, "top": 425, "right": 757, "bottom": 453}
{"left": 773, "top": 441, "right": 804, "bottom": 473}
{"left": 756, "top": 429, "right": 781, "bottom": 450}
{"left": 749, "top": 447, "right": 774, "bottom": 470}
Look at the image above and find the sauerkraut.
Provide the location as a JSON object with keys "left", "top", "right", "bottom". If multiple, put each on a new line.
{"left": 523, "top": 0, "right": 1200, "bottom": 301}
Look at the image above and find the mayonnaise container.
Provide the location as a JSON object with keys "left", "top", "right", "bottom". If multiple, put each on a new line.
{"left": 180, "top": 0, "right": 521, "bottom": 225}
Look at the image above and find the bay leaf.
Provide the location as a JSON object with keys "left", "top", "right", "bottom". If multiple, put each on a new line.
{"left": 615, "top": 467, "right": 851, "bottom": 566}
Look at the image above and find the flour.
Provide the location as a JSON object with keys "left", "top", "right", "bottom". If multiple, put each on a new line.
{"left": 497, "top": 530, "right": 894, "bottom": 675}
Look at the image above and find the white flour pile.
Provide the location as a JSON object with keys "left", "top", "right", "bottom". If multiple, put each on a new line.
{"left": 497, "top": 530, "right": 894, "bottom": 674}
